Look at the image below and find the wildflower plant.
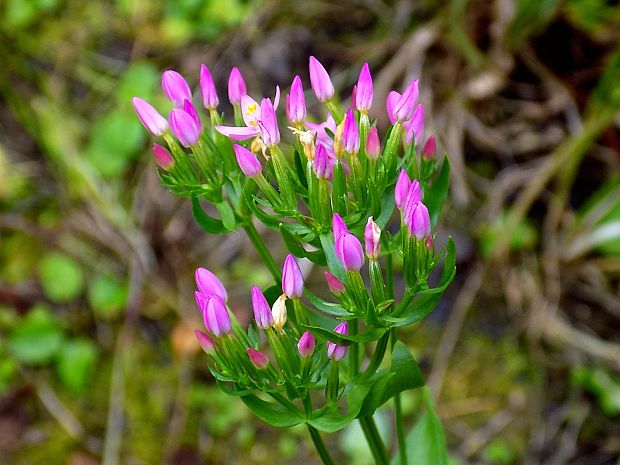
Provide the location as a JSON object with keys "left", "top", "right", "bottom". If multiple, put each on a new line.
{"left": 133, "top": 57, "right": 455, "bottom": 464}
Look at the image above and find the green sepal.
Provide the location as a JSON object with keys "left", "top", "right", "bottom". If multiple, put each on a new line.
{"left": 191, "top": 197, "right": 227, "bottom": 234}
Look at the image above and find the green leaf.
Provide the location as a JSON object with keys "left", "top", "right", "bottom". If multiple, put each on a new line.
{"left": 425, "top": 159, "right": 450, "bottom": 228}
{"left": 56, "top": 339, "right": 98, "bottom": 393}
{"left": 392, "top": 389, "right": 448, "bottom": 465}
{"left": 8, "top": 306, "right": 64, "bottom": 365}
{"left": 88, "top": 274, "right": 129, "bottom": 319}
{"left": 240, "top": 395, "right": 303, "bottom": 428}
{"left": 216, "top": 201, "right": 237, "bottom": 231}
{"left": 38, "top": 253, "right": 85, "bottom": 303}
{"left": 305, "top": 291, "right": 350, "bottom": 317}
{"left": 302, "top": 324, "right": 387, "bottom": 346}
{"left": 319, "top": 234, "right": 346, "bottom": 281}
{"left": 308, "top": 382, "right": 373, "bottom": 432}
{"left": 279, "top": 224, "right": 307, "bottom": 257}
{"left": 362, "top": 342, "right": 424, "bottom": 414}
{"left": 191, "top": 197, "right": 226, "bottom": 234}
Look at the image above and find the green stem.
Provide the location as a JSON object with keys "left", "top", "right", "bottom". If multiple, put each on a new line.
{"left": 242, "top": 221, "right": 281, "bottom": 281}
{"left": 307, "top": 424, "right": 336, "bottom": 465}
{"left": 392, "top": 328, "right": 407, "bottom": 465}
{"left": 359, "top": 416, "right": 390, "bottom": 465}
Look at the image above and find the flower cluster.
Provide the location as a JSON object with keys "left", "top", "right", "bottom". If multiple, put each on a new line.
{"left": 132, "top": 57, "right": 455, "bottom": 435}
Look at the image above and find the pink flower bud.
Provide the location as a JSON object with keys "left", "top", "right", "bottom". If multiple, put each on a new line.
{"left": 195, "top": 268, "right": 228, "bottom": 302}
{"left": 332, "top": 213, "right": 349, "bottom": 240}
{"left": 405, "top": 104, "right": 424, "bottom": 146}
{"left": 247, "top": 348, "right": 269, "bottom": 369}
{"left": 297, "top": 331, "right": 316, "bottom": 357}
{"left": 259, "top": 98, "right": 280, "bottom": 147}
{"left": 386, "top": 91, "right": 401, "bottom": 125}
{"left": 195, "top": 291, "right": 207, "bottom": 312}
{"left": 342, "top": 109, "right": 360, "bottom": 154}
{"left": 422, "top": 135, "right": 436, "bottom": 159}
{"left": 392, "top": 79, "right": 419, "bottom": 122}
{"left": 404, "top": 201, "right": 431, "bottom": 240}
{"left": 132, "top": 97, "right": 168, "bottom": 136}
{"left": 286, "top": 75, "right": 306, "bottom": 125}
{"left": 365, "top": 217, "right": 381, "bottom": 260}
{"left": 335, "top": 233, "right": 365, "bottom": 272}
{"left": 228, "top": 67, "right": 246, "bottom": 105}
{"left": 327, "top": 321, "right": 348, "bottom": 361}
{"left": 313, "top": 143, "right": 332, "bottom": 179}
{"left": 251, "top": 285, "right": 273, "bottom": 329}
{"left": 395, "top": 170, "right": 412, "bottom": 210}
{"left": 200, "top": 64, "right": 219, "bottom": 110}
{"left": 233, "top": 144, "right": 262, "bottom": 177}
{"left": 356, "top": 62, "right": 373, "bottom": 112}
{"left": 169, "top": 109, "right": 201, "bottom": 147}
{"left": 366, "top": 126, "right": 380, "bottom": 160}
{"left": 183, "top": 99, "right": 203, "bottom": 132}
{"left": 425, "top": 235, "right": 434, "bottom": 251}
{"left": 152, "top": 143, "right": 174, "bottom": 170}
{"left": 406, "top": 179, "right": 422, "bottom": 206}
{"left": 162, "top": 70, "right": 192, "bottom": 108}
{"left": 194, "top": 329, "right": 216, "bottom": 354}
{"left": 324, "top": 272, "right": 345, "bottom": 295}
{"left": 202, "top": 295, "right": 231, "bottom": 337}
{"left": 282, "top": 254, "right": 304, "bottom": 298}
{"left": 309, "top": 56, "right": 335, "bottom": 102}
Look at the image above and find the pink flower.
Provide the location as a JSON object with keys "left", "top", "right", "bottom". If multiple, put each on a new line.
{"left": 162, "top": 70, "right": 192, "bottom": 108}
{"left": 356, "top": 62, "right": 373, "bottom": 112}
{"left": 200, "top": 64, "right": 219, "bottom": 109}
{"left": 228, "top": 67, "right": 247, "bottom": 105}
{"left": 132, "top": 97, "right": 168, "bottom": 136}
{"left": 309, "top": 56, "right": 335, "bottom": 102}
{"left": 327, "top": 321, "right": 348, "bottom": 361}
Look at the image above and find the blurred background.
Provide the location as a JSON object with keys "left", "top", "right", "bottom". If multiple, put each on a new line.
{"left": 1, "top": 0, "right": 620, "bottom": 464}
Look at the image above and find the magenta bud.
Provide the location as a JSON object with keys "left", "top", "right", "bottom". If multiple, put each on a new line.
{"left": 366, "top": 126, "right": 380, "bottom": 160}
{"left": 200, "top": 64, "right": 219, "bottom": 110}
{"left": 162, "top": 70, "right": 192, "bottom": 108}
{"left": 233, "top": 144, "right": 262, "bottom": 177}
{"left": 342, "top": 109, "right": 360, "bottom": 154}
{"left": 327, "top": 321, "right": 348, "bottom": 361}
{"left": 282, "top": 254, "right": 304, "bottom": 298}
{"left": 195, "top": 267, "right": 228, "bottom": 302}
{"left": 356, "top": 62, "right": 373, "bottom": 112}
{"left": 365, "top": 217, "right": 381, "bottom": 260}
{"left": 194, "top": 329, "right": 216, "bottom": 354}
{"left": 247, "top": 348, "right": 269, "bottom": 369}
{"left": 335, "top": 233, "right": 365, "bottom": 272}
{"left": 324, "top": 271, "right": 345, "bottom": 295}
{"left": 259, "top": 98, "right": 280, "bottom": 147}
{"left": 422, "top": 135, "right": 436, "bottom": 159}
{"left": 405, "top": 104, "right": 424, "bottom": 146}
{"left": 392, "top": 79, "right": 419, "bottom": 122}
{"left": 132, "top": 97, "right": 168, "bottom": 136}
{"left": 298, "top": 331, "right": 316, "bottom": 357}
{"left": 395, "top": 170, "right": 412, "bottom": 210}
{"left": 183, "top": 99, "right": 203, "bottom": 132}
{"left": 202, "top": 295, "right": 231, "bottom": 337}
{"left": 406, "top": 179, "right": 422, "bottom": 206}
{"left": 251, "top": 285, "right": 273, "bottom": 329}
{"left": 286, "top": 75, "right": 306, "bottom": 124}
{"left": 332, "top": 213, "right": 349, "bottom": 240}
{"left": 152, "top": 143, "right": 174, "bottom": 170}
{"left": 309, "top": 56, "right": 335, "bottom": 102}
{"left": 425, "top": 235, "right": 434, "bottom": 251}
{"left": 404, "top": 201, "right": 431, "bottom": 240}
{"left": 195, "top": 290, "right": 207, "bottom": 312}
{"left": 313, "top": 143, "right": 332, "bottom": 179}
{"left": 228, "top": 67, "right": 247, "bottom": 105}
{"left": 169, "top": 109, "right": 201, "bottom": 147}
{"left": 386, "top": 91, "right": 401, "bottom": 125}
